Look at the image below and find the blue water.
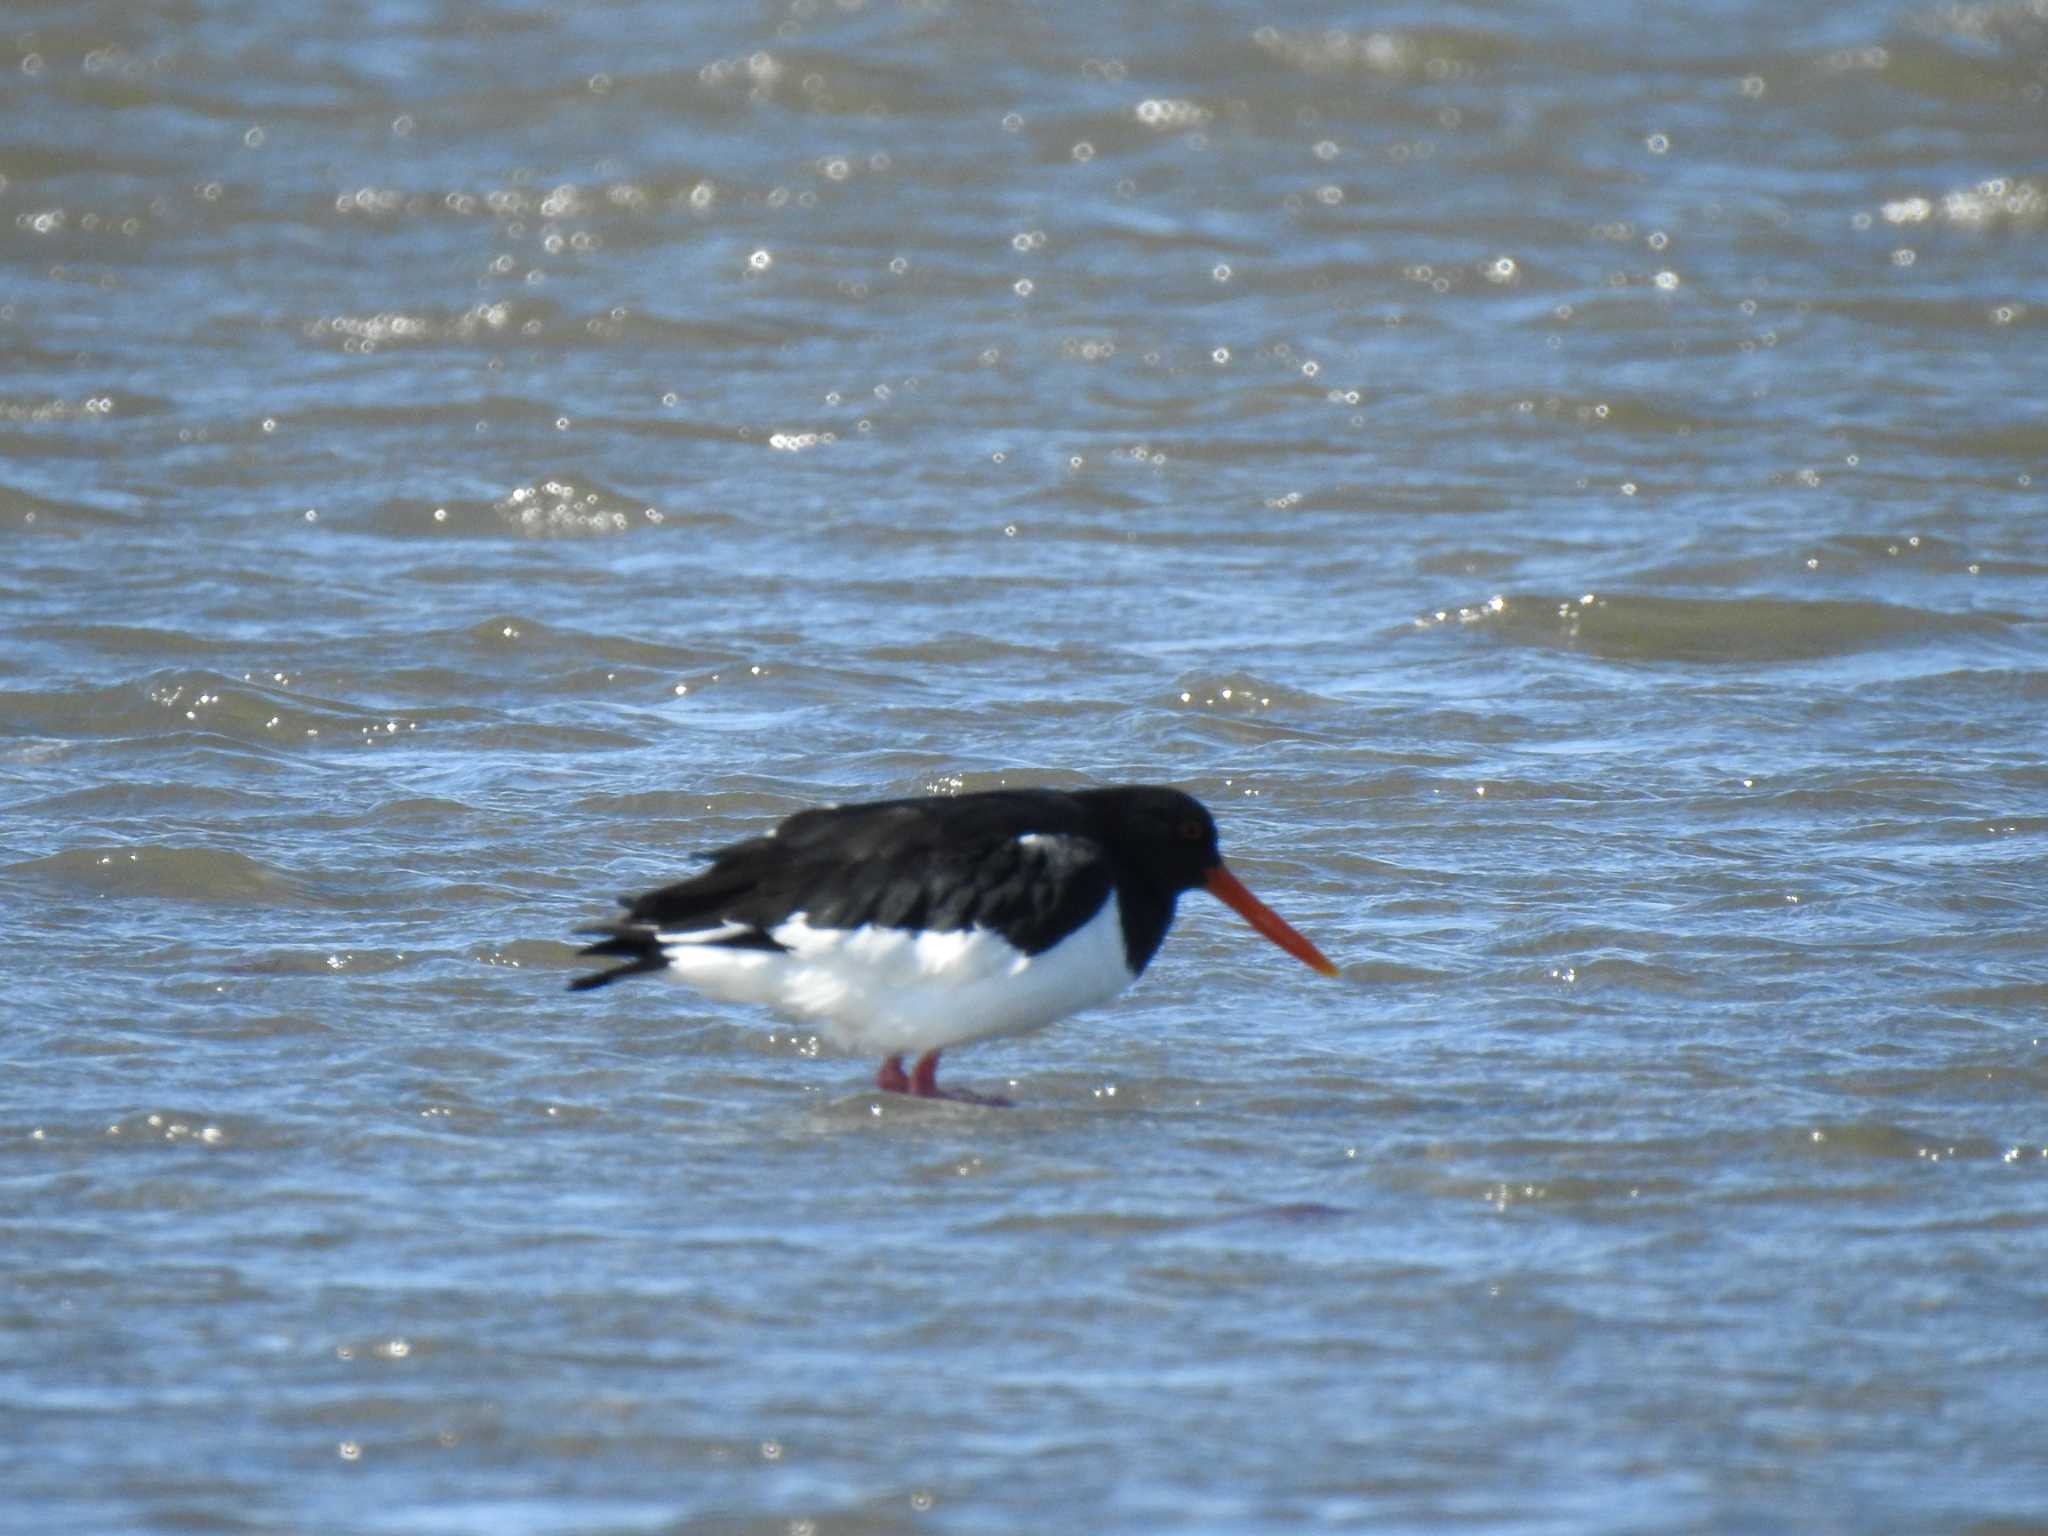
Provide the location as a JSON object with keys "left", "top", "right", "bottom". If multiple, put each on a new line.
{"left": 4, "top": 1, "right": 2047, "bottom": 1530}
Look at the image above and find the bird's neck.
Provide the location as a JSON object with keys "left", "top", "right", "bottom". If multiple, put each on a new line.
{"left": 1113, "top": 880, "right": 1181, "bottom": 976}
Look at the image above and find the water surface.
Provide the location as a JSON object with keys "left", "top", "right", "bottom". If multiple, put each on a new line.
{"left": 4, "top": 1, "right": 2047, "bottom": 1530}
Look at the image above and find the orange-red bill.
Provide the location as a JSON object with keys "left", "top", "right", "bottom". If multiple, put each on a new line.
{"left": 1203, "top": 864, "right": 1339, "bottom": 977}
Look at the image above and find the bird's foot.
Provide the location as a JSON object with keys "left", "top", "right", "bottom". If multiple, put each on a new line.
{"left": 874, "top": 1051, "right": 1011, "bottom": 1106}
{"left": 908, "top": 1049, "right": 1012, "bottom": 1108}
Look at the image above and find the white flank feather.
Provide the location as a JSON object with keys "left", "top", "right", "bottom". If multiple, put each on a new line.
{"left": 656, "top": 919, "right": 757, "bottom": 946}
{"left": 655, "top": 896, "right": 1135, "bottom": 1057}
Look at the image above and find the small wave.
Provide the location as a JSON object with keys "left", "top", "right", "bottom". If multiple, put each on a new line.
{"left": 1419, "top": 592, "right": 2013, "bottom": 663}
{"left": 493, "top": 474, "right": 669, "bottom": 537}
{"left": 0, "top": 669, "right": 424, "bottom": 746}
{"left": 1250, "top": 24, "right": 1522, "bottom": 79}
{"left": 1168, "top": 671, "right": 1337, "bottom": 713}
{"left": 1786, "top": 1121, "right": 2010, "bottom": 1162}
{"left": 360, "top": 492, "right": 738, "bottom": 539}
{"left": 0, "top": 481, "right": 139, "bottom": 530}
{"left": 18, "top": 622, "right": 233, "bottom": 658}
{"left": 455, "top": 615, "right": 730, "bottom": 669}
{"left": 11, "top": 844, "right": 304, "bottom": 902}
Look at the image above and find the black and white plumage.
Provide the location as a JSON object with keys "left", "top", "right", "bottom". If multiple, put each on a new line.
{"left": 570, "top": 785, "right": 1336, "bottom": 1101}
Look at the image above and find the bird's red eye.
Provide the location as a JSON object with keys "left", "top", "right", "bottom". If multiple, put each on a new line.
{"left": 1179, "top": 818, "right": 1205, "bottom": 842}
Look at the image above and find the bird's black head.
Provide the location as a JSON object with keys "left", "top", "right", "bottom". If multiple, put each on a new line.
{"left": 1077, "top": 785, "right": 1222, "bottom": 894}
{"left": 1074, "top": 782, "right": 1338, "bottom": 979}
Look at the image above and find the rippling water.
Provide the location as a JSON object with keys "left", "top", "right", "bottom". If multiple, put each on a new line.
{"left": 6, "top": 0, "right": 2047, "bottom": 1530}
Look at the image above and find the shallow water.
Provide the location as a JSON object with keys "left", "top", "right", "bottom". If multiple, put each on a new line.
{"left": 5, "top": 0, "right": 2047, "bottom": 1530}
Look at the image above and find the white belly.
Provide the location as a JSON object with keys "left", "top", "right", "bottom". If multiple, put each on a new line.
{"left": 656, "top": 896, "right": 1136, "bottom": 1058}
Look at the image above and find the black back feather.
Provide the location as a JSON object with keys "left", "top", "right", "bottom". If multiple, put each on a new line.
{"left": 567, "top": 786, "right": 1215, "bottom": 992}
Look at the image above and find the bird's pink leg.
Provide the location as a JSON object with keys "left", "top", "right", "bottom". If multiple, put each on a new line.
{"left": 910, "top": 1049, "right": 1011, "bottom": 1107}
{"left": 876, "top": 1055, "right": 910, "bottom": 1093}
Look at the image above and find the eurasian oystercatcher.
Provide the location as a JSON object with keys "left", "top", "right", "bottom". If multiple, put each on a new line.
{"left": 570, "top": 785, "right": 1336, "bottom": 1103}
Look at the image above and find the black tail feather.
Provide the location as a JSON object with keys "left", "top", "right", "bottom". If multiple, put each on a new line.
{"left": 567, "top": 924, "right": 667, "bottom": 992}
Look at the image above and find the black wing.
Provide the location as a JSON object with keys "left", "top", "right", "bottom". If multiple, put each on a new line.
{"left": 568, "top": 789, "right": 1115, "bottom": 991}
